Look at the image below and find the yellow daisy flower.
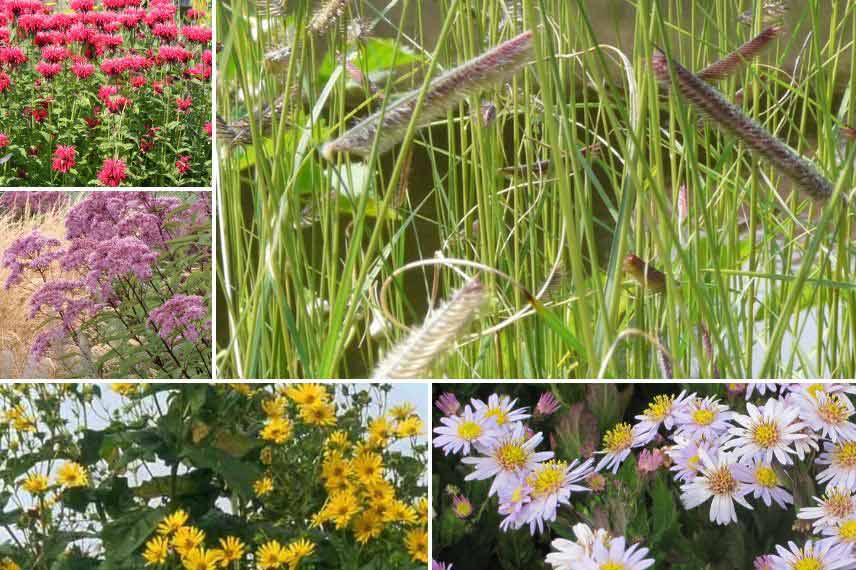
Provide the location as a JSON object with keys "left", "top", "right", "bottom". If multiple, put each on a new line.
{"left": 326, "top": 491, "right": 360, "bottom": 528}
{"left": 395, "top": 416, "right": 423, "bottom": 438}
{"left": 256, "top": 540, "right": 291, "bottom": 570}
{"left": 217, "top": 536, "right": 246, "bottom": 563}
{"left": 157, "top": 510, "right": 190, "bottom": 535}
{"left": 283, "top": 384, "right": 329, "bottom": 406}
{"left": 254, "top": 476, "right": 274, "bottom": 497}
{"left": 22, "top": 473, "right": 49, "bottom": 495}
{"left": 325, "top": 430, "right": 350, "bottom": 450}
{"left": 352, "top": 452, "right": 383, "bottom": 483}
{"left": 261, "top": 396, "right": 288, "bottom": 418}
{"left": 0, "top": 558, "right": 21, "bottom": 570}
{"left": 285, "top": 539, "right": 315, "bottom": 568}
{"left": 352, "top": 512, "right": 383, "bottom": 544}
{"left": 181, "top": 547, "right": 220, "bottom": 570}
{"left": 389, "top": 403, "right": 416, "bottom": 421}
{"left": 56, "top": 462, "right": 88, "bottom": 488}
{"left": 415, "top": 497, "right": 428, "bottom": 524}
{"left": 260, "top": 417, "right": 293, "bottom": 444}
{"left": 405, "top": 528, "right": 428, "bottom": 563}
{"left": 385, "top": 500, "right": 418, "bottom": 525}
{"left": 299, "top": 401, "right": 336, "bottom": 427}
{"left": 171, "top": 526, "right": 205, "bottom": 557}
{"left": 142, "top": 536, "right": 170, "bottom": 566}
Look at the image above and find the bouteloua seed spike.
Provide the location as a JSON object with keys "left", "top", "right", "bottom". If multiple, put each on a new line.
{"left": 322, "top": 30, "right": 534, "bottom": 161}
{"left": 371, "top": 279, "right": 486, "bottom": 379}
{"left": 652, "top": 49, "right": 836, "bottom": 204}
{"left": 697, "top": 26, "right": 782, "bottom": 82}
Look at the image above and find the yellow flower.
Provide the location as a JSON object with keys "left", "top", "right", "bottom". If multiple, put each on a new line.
{"left": 405, "top": 528, "right": 428, "bottom": 563}
{"left": 22, "top": 473, "right": 49, "bottom": 495}
{"left": 111, "top": 383, "right": 140, "bottom": 396}
{"left": 260, "top": 417, "right": 293, "bottom": 444}
{"left": 362, "top": 480, "right": 395, "bottom": 504}
{"left": 142, "top": 536, "right": 170, "bottom": 566}
{"left": 389, "top": 403, "right": 416, "bottom": 421}
{"left": 56, "top": 462, "right": 88, "bottom": 488}
{"left": 285, "top": 539, "right": 315, "bottom": 569}
{"left": 326, "top": 491, "right": 360, "bottom": 528}
{"left": 256, "top": 540, "right": 291, "bottom": 570}
{"left": 385, "top": 500, "right": 418, "bottom": 525}
{"left": 229, "top": 384, "right": 253, "bottom": 396}
{"left": 172, "top": 526, "right": 205, "bottom": 557}
{"left": 217, "top": 536, "right": 246, "bottom": 563}
{"left": 4, "top": 404, "right": 35, "bottom": 432}
{"left": 299, "top": 401, "right": 336, "bottom": 427}
{"left": 283, "top": 384, "right": 329, "bottom": 406}
{"left": 352, "top": 452, "right": 383, "bottom": 484}
{"left": 0, "top": 558, "right": 21, "bottom": 570}
{"left": 415, "top": 497, "right": 428, "bottom": 524}
{"left": 368, "top": 417, "right": 393, "bottom": 443}
{"left": 352, "top": 512, "right": 383, "bottom": 544}
{"left": 395, "top": 416, "right": 423, "bottom": 438}
{"left": 157, "top": 510, "right": 190, "bottom": 535}
{"left": 261, "top": 396, "right": 288, "bottom": 418}
{"left": 181, "top": 547, "right": 221, "bottom": 570}
{"left": 254, "top": 476, "right": 274, "bottom": 497}
{"left": 325, "top": 430, "right": 350, "bottom": 451}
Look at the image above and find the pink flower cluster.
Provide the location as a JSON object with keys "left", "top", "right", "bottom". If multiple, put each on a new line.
{"left": 148, "top": 294, "right": 209, "bottom": 343}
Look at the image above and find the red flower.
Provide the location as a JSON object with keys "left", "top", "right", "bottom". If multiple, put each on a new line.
{"left": 105, "top": 95, "right": 132, "bottom": 113}
{"left": 51, "top": 145, "right": 76, "bottom": 173}
{"left": 152, "top": 22, "right": 178, "bottom": 41}
{"left": 71, "top": 61, "right": 95, "bottom": 78}
{"left": 97, "top": 158, "right": 127, "bottom": 186}
{"left": 0, "top": 72, "right": 10, "bottom": 92}
{"left": 69, "top": 0, "right": 93, "bottom": 12}
{"left": 204, "top": 122, "right": 212, "bottom": 137}
{"left": 23, "top": 106, "right": 48, "bottom": 122}
{"left": 181, "top": 25, "right": 211, "bottom": 43}
{"left": 0, "top": 46, "right": 28, "bottom": 66}
{"left": 176, "top": 96, "right": 191, "bottom": 112}
{"left": 35, "top": 60, "right": 62, "bottom": 78}
{"left": 41, "top": 45, "right": 69, "bottom": 62}
{"left": 0, "top": 133, "right": 9, "bottom": 148}
{"left": 175, "top": 155, "right": 191, "bottom": 174}
{"left": 130, "top": 74, "right": 146, "bottom": 88}
{"left": 97, "top": 84, "right": 119, "bottom": 102}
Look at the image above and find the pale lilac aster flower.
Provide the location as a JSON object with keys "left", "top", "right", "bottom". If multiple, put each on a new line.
{"left": 791, "top": 389, "right": 856, "bottom": 443}
{"left": 433, "top": 404, "right": 501, "bottom": 455}
{"left": 633, "top": 391, "right": 691, "bottom": 444}
{"left": 535, "top": 392, "right": 561, "bottom": 417}
{"left": 471, "top": 394, "right": 530, "bottom": 433}
{"left": 432, "top": 562, "right": 452, "bottom": 570}
{"left": 739, "top": 458, "right": 793, "bottom": 508}
{"left": 545, "top": 523, "right": 611, "bottom": 569}
{"left": 518, "top": 458, "right": 593, "bottom": 534}
{"left": 797, "top": 487, "right": 856, "bottom": 530}
{"left": 148, "top": 294, "right": 209, "bottom": 343}
{"left": 577, "top": 536, "right": 656, "bottom": 570}
{"left": 755, "top": 555, "right": 775, "bottom": 570}
{"left": 820, "top": 520, "right": 856, "bottom": 549}
{"left": 817, "top": 440, "right": 856, "bottom": 490}
{"left": 746, "top": 383, "right": 780, "bottom": 400}
{"left": 723, "top": 398, "right": 807, "bottom": 465}
{"left": 461, "top": 423, "right": 553, "bottom": 496}
{"left": 667, "top": 436, "right": 722, "bottom": 482}
{"left": 679, "top": 450, "right": 752, "bottom": 525}
{"left": 674, "top": 395, "right": 736, "bottom": 441}
{"left": 498, "top": 481, "right": 530, "bottom": 531}
{"left": 435, "top": 392, "right": 461, "bottom": 416}
{"left": 451, "top": 495, "right": 472, "bottom": 519}
{"left": 767, "top": 540, "right": 856, "bottom": 570}
{"left": 596, "top": 422, "right": 645, "bottom": 474}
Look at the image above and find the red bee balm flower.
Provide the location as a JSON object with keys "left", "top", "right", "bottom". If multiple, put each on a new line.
{"left": 36, "top": 60, "right": 62, "bottom": 79}
{"left": 71, "top": 62, "right": 95, "bottom": 79}
{"left": 51, "top": 145, "right": 76, "bottom": 173}
{"left": 97, "top": 158, "right": 127, "bottom": 186}
{"left": 0, "top": 72, "right": 11, "bottom": 92}
{"left": 175, "top": 155, "right": 190, "bottom": 174}
{"left": 0, "top": 133, "right": 9, "bottom": 148}
{"left": 176, "top": 96, "right": 191, "bottom": 112}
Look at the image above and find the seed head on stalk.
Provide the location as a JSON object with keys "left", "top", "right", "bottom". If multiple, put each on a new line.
{"left": 371, "top": 279, "right": 486, "bottom": 379}
{"left": 216, "top": 94, "right": 289, "bottom": 147}
{"left": 256, "top": 0, "right": 286, "bottom": 17}
{"left": 652, "top": 49, "right": 837, "bottom": 204}
{"left": 697, "top": 26, "right": 782, "bottom": 82}
{"left": 622, "top": 254, "right": 668, "bottom": 293}
{"left": 310, "top": 0, "right": 347, "bottom": 35}
{"left": 322, "top": 30, "right": 534, "bottom": 161}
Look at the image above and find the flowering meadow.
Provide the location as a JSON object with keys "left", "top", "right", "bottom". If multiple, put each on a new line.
{"left": 0, "top": 0, "right": 212, "bottom": 186}
{"left": 0, "top": 382, "right": 428, "bottom": 570}
{"left": 433, "top": 383, "right": 856, "bottom": 569}
{"left": 0, "top": 190, "right": 211, "bottom": 378}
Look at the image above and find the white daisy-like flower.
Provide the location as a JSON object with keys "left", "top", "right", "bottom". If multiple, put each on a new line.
{"left": 577, "top": 535, "right": 656, "bottom": 570}
{"left": 746, "top": 383, "right": 781, "bottom": 400}
{"left": 680, "top": 450, "right": 752, "bottom": 525}
{"left": 461, "top": 423, "right": 553, "bottom": 496}
{"left": 519, "top": 458, "right": 594, "bottom": 534}
{"left": 666, "top": 436, "right": 722, "bottom": 482}
{"left": 498, "top": 481, "right": 531, "bottom": 532}
{"left": 596, "top": 422, "right": 645, "bottom": 474}
{"left": 723, "top": 398, "right": 807, "bottom": 465}
{"left": 767, "top": 539, "right": 856, "bottom": 570}
{"left": 433, "top": 404, "right": 501, "bottom": 455}
{"left": 633, "top": 391, "right": 692, "bottom": 445}
{"left": 817, "top": 439, "right": 856, "bottom": 490}
{"left": 797, "top": 487, "right": 856, "bottom": 530}
{"left": 791, "top": 389, "right": 856, "bottom": 443}
{"left": 545, "top": 523, "right": 611, "bottom": 569}
{"left": 740, "top": 458, "right": 793, "bottom": 509}
{"left": 820, "top": 519, "right": 856, "bottom": 548}
{"left": 675, "top": 395, "right": 736, "bottom": 441}
{"left": 471, "top": 394, "right": 530, "bottom": 433}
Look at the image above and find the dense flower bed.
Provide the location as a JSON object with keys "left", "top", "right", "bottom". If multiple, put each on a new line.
{"left": 0, "top": 0, "right": 212, "bottom": 186}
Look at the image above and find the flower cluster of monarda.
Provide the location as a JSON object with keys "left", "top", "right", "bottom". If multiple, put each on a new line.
{"left": 0, "top": 0, "right": 212, "bottom": 185}
{"left": 141, "top": 509, "right": 315, "bottom": 570}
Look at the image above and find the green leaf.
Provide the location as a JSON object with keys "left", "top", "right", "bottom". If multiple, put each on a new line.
{"left": 181, "top": 445, "right": 261, "bottom": 498}
{"left": 100, "top": 507, "right": 167, "bottom": 567}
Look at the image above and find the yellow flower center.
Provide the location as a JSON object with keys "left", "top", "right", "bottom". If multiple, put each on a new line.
{"left": 825, "top": 490, "right": 854, "bottom": 518}
{"left": 454, "top": 501, "right": 472, "bottom": 517}
{"left": 752, "top": 421, "right": 780, "bottom": 448}
{"left": 819, "top": 397, "right": 849, "bottom": 424}
{"left": 688, "top": 454, "right": 700, "bottom": 467}
{"left": 600, "top": 563, "right": 624, "bottom": 570}
{"left": 692, "top": 409, "right": 715, "bottom": 426}
{"left": 708, "top": 466, "right": 737, "bottom": 495}
{"left": 807, "top": 384, "right": 826, "bottom": 398}
{"left": 836, "top": 442, "right": 856, "bottom": 467}
{"left": 602, "top": 423, "right": 633, "bottom": 453}
{"left": 485, "top": 408, "right": 509, "bottom": 426}
{"left": 496, "top": 441, "right": 528, "bottom": 470}
{"left": 528, "top": 461, "right": 566, "bottom": 497}
{"left": 793, "top": 559, "right": 821, "bottom": 570}
{"left": 644, "top": 395, "right": 674, "bottom": 420}
{"left": 755, "top": 466, "right": 778, "bottom": 488}
{"left": 839, "top": 521, "right": 856, "bottom": 541}
{"left": 457, "top": 421, "right": 483, "bottom": 441}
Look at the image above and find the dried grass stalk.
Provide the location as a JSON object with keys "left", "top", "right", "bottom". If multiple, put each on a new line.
{"left": 322, "top": 30, "right": 534, "bottom": 161}
{"left": 371, "top": 279, "right": 486, "bottom": 379}
{"left": 652, "top": 49, "right": 836, "bottom": 203}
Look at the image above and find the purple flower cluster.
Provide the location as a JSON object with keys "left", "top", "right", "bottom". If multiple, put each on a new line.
{"left": 84, "top": 236, "right": 159, "bottom": 298}
{"left": 2, "top": 230, "right": 63, "bottom": 289}
{"left": 148, "top": 294, "right": 209, "bottom": 343}
{"left": 0, "top": 191, "right": 68, "bottom": 216}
